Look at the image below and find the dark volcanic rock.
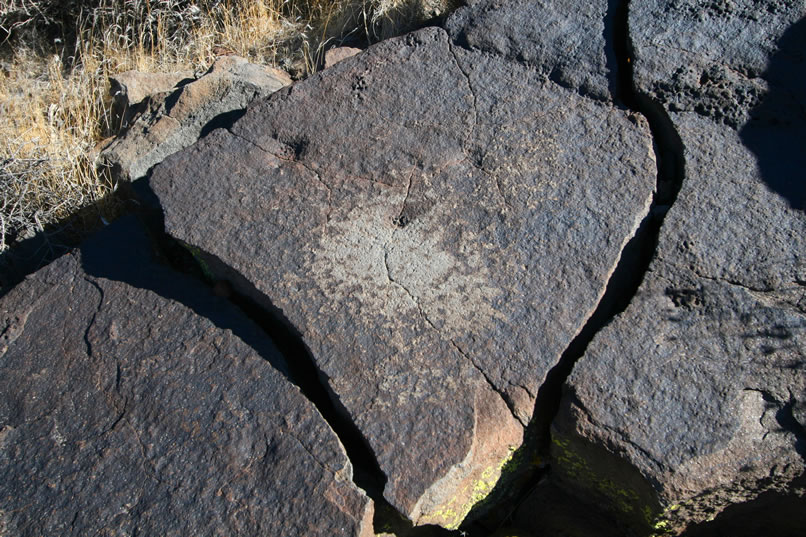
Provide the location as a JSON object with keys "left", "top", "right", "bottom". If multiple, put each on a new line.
{"left": 553, "top": 1, "right": 806, "bottom": 534}
{"left": 108, "top": 69, "right": 194, "bottom": 133}
{"left": 0, "top": 219, "right": 373, "bottom": 537}
{"left": 149, "top": 24, "right": 656, "bottom": 527}
{"left": 445, "top": 0, "right": 619, "bottom": 100}
{"left": 629, "top": 0, "right": 803, "bottom": 129}
{"left": 554, "top": 114, "right": 806, "bottom": 535}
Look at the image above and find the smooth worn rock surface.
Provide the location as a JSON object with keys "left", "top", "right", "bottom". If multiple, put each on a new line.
{"left": 324, "top": 46, "right": 363, "bottom": 68}
{"left": 0, "top": 219, "right": 373, "bottom": 537}
{"left": 101, "top": 55, "right": 291, "bottom": 182}
{"left": 553, "top": 1, "right": 806, "bottom": 534}
{"left": 149, "top": 21, "right": 656, "bottom": 527}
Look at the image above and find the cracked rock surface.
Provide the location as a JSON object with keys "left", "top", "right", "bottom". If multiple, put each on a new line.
{"left": 0, "top": 219, "right": 373, "bottom": 537}
{"left": 554, "top": 1, "right": 806, "bottom": 534}
{"left": 0, "top": 0, "right": 803, "bottom": 535}
{"left": 149, "top": 1, "right": 656, "bottom": 524}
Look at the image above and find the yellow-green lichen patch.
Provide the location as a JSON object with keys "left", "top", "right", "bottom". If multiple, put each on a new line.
{"left": 647, "top": 499, "right": 696, "bottom": 536}
{"left": 422, "top": 445, "right": 521, "bottom": 530}
{"left": 178, "top": 239, "right": 215, "bottom": 280}
{"left": 552, "top": 435, "right": 661, "bottom": 530}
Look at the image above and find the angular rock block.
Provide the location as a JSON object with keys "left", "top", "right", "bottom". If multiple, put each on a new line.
{"left": 553, "top": 0, "right": 806, "bottom": 533}
{"left": 149, "top": 21, "right": 656, "bottom": 527}
{"left": 101, "top": 55, "right": 291, "bottom": 182}
{"left": 0, "top": 219, "right": 373, "bottom": 537}
{"left": 108, "top": 69, "right": 194, "bottom": 132}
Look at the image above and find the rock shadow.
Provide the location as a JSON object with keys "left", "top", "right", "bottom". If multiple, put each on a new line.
{"left": 740, "top": 17, "right": 806, "bottom": 212}
{"left": 680, "top": 474, "right": 806, "bottom": 537}
{"left": 603, "top": 0, "right": 625, "bottom": 103}
{"left": 0, "top": 187, "right": 137, "bottom": 294}
{"left": 78, "top": 215, "right": 290, "bottom": 379}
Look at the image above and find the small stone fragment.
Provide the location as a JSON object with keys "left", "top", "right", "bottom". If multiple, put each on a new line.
{"left": 325, "top": 46, "right": 362, "bottom": 68}
{"left": 101, "top": 55, "right": 291, "bottom": 182}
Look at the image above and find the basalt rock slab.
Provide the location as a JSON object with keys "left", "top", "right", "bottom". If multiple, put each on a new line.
{"left": 0, "top": 219, "right": 373, "bottom": 537}
{"left": 101, "top": 55, "right": 291, "bottom": 182}
{"left": 554, "top": 114, "right": 806, "bottom": 536}
{"left": 629, "top": 0, "right": 804, "bottom": 129}
{"left": 553, "top": 2, "right": 806, "bottom": 534}
{"left": 445, "top": 0, "right": 619, "bottom": 100}
{"left": 149, "top": 25, "right": 656, "bottom": 527}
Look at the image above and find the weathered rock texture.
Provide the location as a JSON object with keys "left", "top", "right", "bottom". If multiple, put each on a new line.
{"left": 444, "top": 0, "right": 619, "bottom": 100}
{"left": 0, "top": 219, "right": 373, "bottom": 537}
{"left": 109, "top": 69, "right": 194, "bottom": 132}
{"left": 101, "top": 55, "right": 290, "bottom": 182}
{"left": 553, "top": 1, "right": 806, "bottom": 534}
{"left": 3, "top": 0, "right": 801, "bottom": 534}
{"left": 149, "top": 3, "right": 656, "bottom": 525}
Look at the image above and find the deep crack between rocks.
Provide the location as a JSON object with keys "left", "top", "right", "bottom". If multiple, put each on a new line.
{"left": 523, "top": 0, "right": 687, "bottom": 452}
{"left": 134, "top": 2, "right": 688, "bottom": 533}
{"left": 540, "top": 0, "right": 685, "bottom": 463}
{"left": 458, "top": 0, "right": 687, "bottom": 533}
{"left": 142, "top": 228, "right": 456, "bottom": 535}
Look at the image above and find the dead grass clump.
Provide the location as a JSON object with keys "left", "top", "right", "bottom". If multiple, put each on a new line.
{"left": 0, "top": 0, "right": 302, "bottom": 251}
{"left": 0, "top": 49, "right": 115, "bottom": 251}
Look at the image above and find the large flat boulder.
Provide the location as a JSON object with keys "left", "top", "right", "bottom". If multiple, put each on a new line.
{"left": 149, "top": 19, "right": 656, "bottom": 528}
{"left": 0, "top": 219, "right": 373, "bottom": 536}
{"left": 553, "top": 1, "right": 806, "bottom": 534}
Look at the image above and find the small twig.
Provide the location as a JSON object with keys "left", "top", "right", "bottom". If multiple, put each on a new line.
{"left": 0, "top": 212, "right": 7, "bottom": 251}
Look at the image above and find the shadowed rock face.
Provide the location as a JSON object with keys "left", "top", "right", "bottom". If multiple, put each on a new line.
{"left": 0, "top": 220, "right": 373, "bottom": 537}
{"left": 554, "top": 1, "right": 806, "bottom": 534}
{"left": 149, "top": 14, "right": 656, "bottom": 526}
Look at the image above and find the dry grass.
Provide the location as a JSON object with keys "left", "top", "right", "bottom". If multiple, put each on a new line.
{"left": 0, "top": 0, "right": 448, "bottom": 252}
{"left": 0, "top": 48, "right": 113, "bottom": 251}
